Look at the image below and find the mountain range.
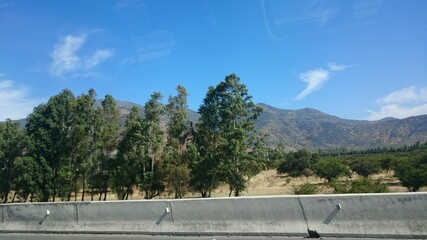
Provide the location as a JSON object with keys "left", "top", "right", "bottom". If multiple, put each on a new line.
{"left": 112, "top": 101, "right": 427, "bottom": 150}
{"left": 255, "top": 103, "right": 427, "bottom": 150}
{"left": 14, "top": 100, "right": 427, "bottom": 151}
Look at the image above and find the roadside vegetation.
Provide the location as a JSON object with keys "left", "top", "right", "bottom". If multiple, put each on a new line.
{"left": 1, "top": 73, "right": 426, "bottom": 203}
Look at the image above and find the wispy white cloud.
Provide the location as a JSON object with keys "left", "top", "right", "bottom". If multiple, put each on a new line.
{"left": 328, "top": 62, "right": 351, "bottom": 71}
{"left": 296, "top": 68, "right": 329, "bottom": 100}
{"left": 0, "top": 75, "right": 43, "bottom": 121}
{"left": 49, "top": 34, "right": 86, "bottom": 76}
{"left": 49, "top": 33, "right": 113, "bottom": 77}
{"left": 296, "top": 62, "right": 353, "bottom": 100}
{"left": 367, "top": 86, "right": 427, "bottom": 120}
{"left": 85, "top": 49, "right": 113, "bottom": 69}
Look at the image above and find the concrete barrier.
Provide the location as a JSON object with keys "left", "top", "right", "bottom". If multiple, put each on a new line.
{"left": 300, "top": 193, "right": 427, "bottom": 238}
{"left": 170, "top": 196, "right": 307, "bottom": 236}
{"left": 0, "top": 193, "right": 426, "bottom": 238}
{"left": 1, "top": 202, "right": 77, "bottom": 232}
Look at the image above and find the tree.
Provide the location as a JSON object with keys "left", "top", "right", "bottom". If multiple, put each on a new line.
{"left": 313, "top": 158, "right": 347, "bottom": 183}
{"left": 70, "top": 89, "right": 97, "bottom": 201}
{"left": 394, "top": 152, "right": 427, "bottom": 192}
{"left": 139, "top": 92, "right": 165, "bottom": 199}
{"left": 266, "top": 142, "right": 286, "bottom": 169}
{"left": 113, "top": 106, "right": 143, "bottom": 200}
{"left": 164, "top": 85, "right": 192, "bottom": 198}
{"left": 11, "top": 157, "right": 40, "bottom": 202}
{"left": 0, "top": 120, "right": 27, "bottom": 202}
{"left": 26, "top": 89, "right": 75, "bottom": 202}
{"left": 92, "top": 94, "right": 120, "bottom": 201}
{"left": 194, "top": 73, "right": 263, "bottom": 197}
{"left": 350, "top": 158, "right": 381, "bottom": 178}
{"left": 277, "top": 149, "right": 316, "bottom": 177}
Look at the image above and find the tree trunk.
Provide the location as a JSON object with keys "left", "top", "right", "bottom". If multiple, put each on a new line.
{"left": 81, "top": 171, "right": 85, "bottom": 201}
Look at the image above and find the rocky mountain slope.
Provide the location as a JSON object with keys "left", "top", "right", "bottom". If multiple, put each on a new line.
{"left": 256, "top": 103, "right": 427, "bottom": 150}
{"left": 14, "top": 100, "right": 427, "bottom": 150}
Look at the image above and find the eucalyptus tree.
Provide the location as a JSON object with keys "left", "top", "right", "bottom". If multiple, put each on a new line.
{"left": 26, "top": 89, "right": 75, "bottom": 202}
{"left": 0, "top": 120, "right": 27, "bottom": 202}
{"left": 113, "top": 106, "right": 143, "bottom": 200}
{"left": 140, "top": 92, "right": 165, "bottom": 199}
{"left": 165, "top": 85, "right": 192, "bottom": 198}
{"left": 71, "top": 89, "right": 97, "bottom": 201}
{"left": 91, "top": 94, "right": 120, "bottom": 201}
{"left": 194, "top": 73, "right": 263, "bottom": 197}
{"left": 11, "top": 156, "right": 41, "bottom": 202}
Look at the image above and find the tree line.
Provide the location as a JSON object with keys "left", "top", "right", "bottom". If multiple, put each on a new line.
{"left": 274, "top": 146, "right": 427, "bottom": 193}
{"left": 0, "top": 74, "right": 267, "bottom": 203}
{"left": 2, "top": 73, "right": 426, "bottom": 203}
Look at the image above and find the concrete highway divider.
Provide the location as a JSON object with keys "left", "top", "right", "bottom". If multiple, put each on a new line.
{"left": 0, "top": 193, "right": 426, "bottom": 238}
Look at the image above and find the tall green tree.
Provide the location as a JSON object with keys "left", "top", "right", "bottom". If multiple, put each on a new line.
{"left": 195, "top": 73, "right": 263, "bottom": 197}
{"left": 26, "top": 89, "right": 75, "bottom": 202}
{"left": 139, "top": 92, "right": 166, "bottom": 199}
{"left": 165, "top": 85, "right": 192, "bottom": 198}
{"left": 70, "top": 89, "right": 97, "bottom": 201}
{"left": 113, "top": 106, "right": 144, "bottom": 200}
{"left": 0, "top": 120, "right": 27, "bottom": 202}
{"left": 92, "top": 94, "right": 120, "bottom": 201}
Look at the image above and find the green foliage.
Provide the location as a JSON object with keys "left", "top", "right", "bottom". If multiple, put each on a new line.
{"left": 313, "top": 158, "right": 347, "bottom": 183}
{"left": 292, "top": 182, "right": 319, "bottom": 195}
{"left": 1, "top": 82, "right": 426, "bottom": 203}
{"left": 394, "top": 151, "right": 427, "bottom": 192}
{"left": 193, "top": 73, "right": 263, "bottom": 197}
{"left": 265, "top": 142, "right": 285, "bottom": 169}
{"left": 331, "top": 178, "right": 388, "bottom": 194}
{"left": 113, "top": 106, "right": 143, "bottom": 200}
{"left": 26, "top": 89, "right": 75, "bottom": 201}
{"left": 0, "top": 120, "right": 27, "bottom": 202}
{"left": 350, "top": 158, "right": 382, "bottom": 178}
{"left": 92, "top": 94, "right": 120, "bottom": 201}
{"left": 277, "top": 149, "right": 317, "bottom": 177}
{"left": 71, "top": 89, "right": 98, "bottom": 201}
{"left": 380, "top": 157, "right": 397, "bottom": 172}
{"left": 164, "top": 85, "right": 192, "bottom": 198}
{"left": 139, "top": 92, "right": 166, "bottom": 199}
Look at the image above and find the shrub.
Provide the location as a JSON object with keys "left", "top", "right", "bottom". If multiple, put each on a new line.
{"left": 394, "top": 152, "right": 427, "bottom": 192}
{"left": 293, "top": 182, "right": 319, "bottom": 195}
{"left": 331, "top": 178, "right": 388, "bottom": 193}
{"left": 313, "top": 158, "right": 347, "bottom": 182}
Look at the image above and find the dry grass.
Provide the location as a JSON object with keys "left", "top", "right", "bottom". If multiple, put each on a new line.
{"left": 69, "top": 170, "right": 424, "bottom": 201}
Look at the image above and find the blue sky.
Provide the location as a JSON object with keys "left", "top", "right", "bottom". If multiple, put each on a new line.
{"left": 1, "top": 0, "right": 426, "bottom": 121}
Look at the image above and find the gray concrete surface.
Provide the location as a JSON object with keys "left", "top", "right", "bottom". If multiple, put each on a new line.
{"left": 0, "top": 233, "right": 417, "bottom": 240}
{"left": 0, "top": 193, "right": 426, "bottom": 239}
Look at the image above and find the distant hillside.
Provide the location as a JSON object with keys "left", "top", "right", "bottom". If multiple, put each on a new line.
{"left": 111, "top": 101, "right": 427, "bottom": 150}
{"left": 12, "top": 101, "right": 427, "bottom": 150}
{"left": 256, "top": 103, "right": 427, "bottom": 150}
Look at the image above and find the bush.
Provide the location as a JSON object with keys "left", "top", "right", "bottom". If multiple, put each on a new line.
{"left": 292, "top": 182, "right": 319, "bottom": 195}
{"left": 276, "top": 149, "right": 313, "bottom": 177}
{"left": 331, "top": 178, "right": 388, "bottom": 193}
{"left": 350, "top": 158, "right": 381, "bottom": 178}
{"left": 394, "top": 152, "right": 427, "bottom": 192}
{"left": 313, "top": 158, "right": 347, "bottom": 182}
{"left": 349, "top": 178, "right": 388, "bottom": 193}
